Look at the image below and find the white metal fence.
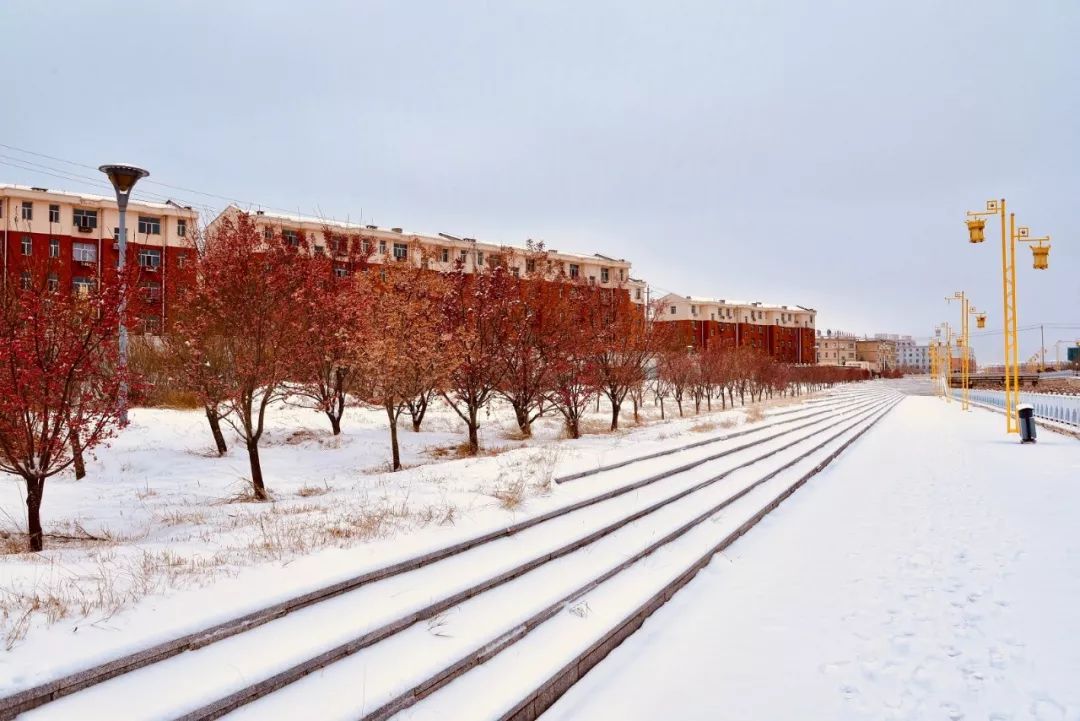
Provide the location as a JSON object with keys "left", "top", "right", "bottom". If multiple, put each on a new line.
{"left": 969, "top": 389, "right": 1080, "bottom": 427}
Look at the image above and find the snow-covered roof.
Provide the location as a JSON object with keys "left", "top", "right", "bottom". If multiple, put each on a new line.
{"left": 660, "top": 293, "right": 813, "bottom": 313}
{"left": 218, "top": 204, "right": 629, "bottom": 266}
{"left": 0, "top": 183, "right": 188, "bottom": 213}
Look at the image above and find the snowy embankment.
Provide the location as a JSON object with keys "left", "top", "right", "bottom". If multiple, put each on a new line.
{"left": 0, "top": 389, "right": 817, "bottom": 695}
{"left": 542, "top": 390, "right": 1080, "bottom": 721}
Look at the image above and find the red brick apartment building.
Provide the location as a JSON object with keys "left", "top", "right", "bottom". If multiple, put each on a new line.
{"left": 656, "top": 293, "right": 817, "bottom": 364}
{"left": 1, "top": 185, "right": 197, "bottom": 333}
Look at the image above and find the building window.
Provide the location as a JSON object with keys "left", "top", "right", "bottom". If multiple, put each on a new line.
{"left": 138, "top": 216, "right": 162, "bottom": 235}
{"left": 333, "top": 266, "right": 349, "bottom": 278}
{"left": 459, "top": 249, "right": 467, "bottom": 262}
{"left": 138, "top": 248, "right": 162, "bottom": 268}
{"left": 49, "top": 237, "right": 59, "bottom": 258}
{"left": 440, "top": 247, "right": 450, "bottom": 263}
{"left": 142, "top": 316, "right": 161, "bottom": 335}
{"left": 49, "top": 204, "right": 60, "bottom": 223}
{"left": 670, "top": 305, "right": 677, "bottom": 315}
{"left": 73, "top": 208, "right": 98, "bottom": 230}
{"left": 20, "top": 271, "right": 31, "bottom": 289}
{"left": 47, "top": 273, "right": 59, "bottom": 292}
{"left": 619, "top": 269, "right": 625, "bottom": 281}
{"left": 378, "top": 240, "right": 387, "bottom": 255}
{"left": 282, "top": 230, "right": 299, "bottom": 247}
{"left": 568, "top": 263, "right": 579, "bottom": 279}
{"left": 177, "top": 219, "right": 187, "bottom": 237}
{"left": 177, "top": 252, "right": 188, "bottom": 269}
{"left": 393, "top": 242, "right": 408, "bottom": 261}
{"left": 314, "top": 245, "right": 326, "bottom": 256}
{"left": 140, "top": 280, "right": 162, "bottom": 302}
{"left": 601, "top": 267, "right": 610, "bottom": 283}
{"left": 635, "top": 288, "right": 642, "bottom": 300}
{"left": 73, "top": 242, "right": 97, "bottom": 263}
{"left": 21, "top": 235, "right": 32, "bottom": 255}
{"left": 21, "top": 201, "right": 33, "bottom": 221}
{"left": 477, "top": 251, "right": 485, "bottom": 267}
{"left": 72, "top": 277, "right": 94, "bottom": 296}
{"left": 526, "top": 258, "right": 536, "bottom": 274}
{"left": 263, "top": 227, "right": 273, "bottom": 241}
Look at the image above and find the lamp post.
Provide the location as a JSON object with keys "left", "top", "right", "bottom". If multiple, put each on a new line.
{"left": 99, "top": 164, "right": 149, "bottom": 424}
{"left": 946, "top": 292, "right": 982, "bottom": 411}
{"left": 937, "top": 322, "right": 954, "bottom": 402}
{"left": 964, "top": 198, "right": 1053, "bottom": 433}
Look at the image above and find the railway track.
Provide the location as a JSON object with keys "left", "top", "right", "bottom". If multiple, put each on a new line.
{"left": 3, "top": 387, "right": 900, "bottom": 721}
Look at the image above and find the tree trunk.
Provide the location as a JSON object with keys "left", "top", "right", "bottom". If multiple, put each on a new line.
{"left": 406, "top": 393, "right": 429, "bottom": 433}
{"left": 609, "top": 398, "right": 621, "bottom": 431}
{"left": 71, "top": 436, "right": 86, "bottom": 480}
{"left": 660, "top": 398, "right": 665, "bottom": 420}
{"left": 632, "top": 395, "right": 639, "bottom": 423}
{"left": 387, "top": 403, "right": 402, "bottom": 471}
{"left": 206, "top": 407, "right": 228, "bottom": 456}
{"left": 566, "top": 416, "right": 581, "bottom": 439}
{"left": 26, "top": 477, "right": 45, "bottom": 552}
{"left": 327, "top": 412, "right": 342, "bottom": 436}
{"left": 466, "top": 405, "right": 480, "bottom": 455}
{"left": 513, "top": 404, "right": 533, "bottom": 437}
{"left": 247, "top": 441, "right": 268, "bottom": 500}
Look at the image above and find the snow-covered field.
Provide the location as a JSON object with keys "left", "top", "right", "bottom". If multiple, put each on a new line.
{"left": 0, "top": 389, "right": 810, "bottom": 695}
{"left": 543, "top": 386, "right": 1080, "bottom": 721}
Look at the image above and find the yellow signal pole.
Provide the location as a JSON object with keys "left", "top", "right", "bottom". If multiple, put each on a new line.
{"left": 965, "top": 199, "right": 1054, "bottom": 434}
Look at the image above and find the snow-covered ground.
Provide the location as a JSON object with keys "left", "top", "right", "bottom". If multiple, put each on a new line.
{"left": 542, "top": 385, "right": 1080, "bottom": 721}
{"left": 0, "top": 389, "right": 815, "bottom": 695}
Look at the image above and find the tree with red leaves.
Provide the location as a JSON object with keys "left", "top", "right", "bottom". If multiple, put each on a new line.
{"left": 357, "top": 250, "right": 455, "bottom": 470}
{"left": 286, "top": 229, "right": 373, "bottom": 436}
{"left": 0, "top": 269, "right": 130, "bottom": 551}
{"left": 543, "top": 282, "right": 600, "bottom": 438}
{"left": 590, "top": 292, "right": 660, "bottom": 431}
{"left": 175, "top": 211, "right": 317, "bottom": 499}
{"left": 440, "top": 262, "right": 510, "bottom": 454}
{"left": 493, "top": 243, "right": 560, "bottom": 437}
{"left": 658, "top": 348, "right": 695, "bottom": 417}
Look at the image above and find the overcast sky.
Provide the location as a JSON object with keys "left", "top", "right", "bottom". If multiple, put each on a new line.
{"left": 2, "top": 0, "right": 1077, "bottom": 362}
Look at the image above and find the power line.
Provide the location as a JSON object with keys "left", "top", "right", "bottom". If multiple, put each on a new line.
{"left": 0, "top": 142, "right": 367, "bottom": 226}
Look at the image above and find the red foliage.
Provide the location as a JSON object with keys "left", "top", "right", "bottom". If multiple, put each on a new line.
{"left": 285, "top": 227, "right": 375, "bottom": 436}
{"left": 355, "top": 247, "right": 456, "bottom": 470}
{"left": 0, "top": 269, "right": 130, "bottom": 550}
{"left": 175, "top": 212, "right": 322, "bottom": 499}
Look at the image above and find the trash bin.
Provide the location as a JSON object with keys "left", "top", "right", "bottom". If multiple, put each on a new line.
{"left": 1017, "top": 403, "right": 1037, "bottom": 444}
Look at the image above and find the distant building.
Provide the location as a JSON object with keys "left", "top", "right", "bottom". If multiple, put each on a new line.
{"left": 208, "top": 205, "right": 648, "bottom": 305}
{"left": 877, "top": 334, "right": 930, "bottom": 373}
{"left": 2, "top": 184, "right": 198, "bottom": 333}
{"left": 856, "top": 338, "right": 897, "bottom": 374}
{"left": 655, "top": 294, "right": 816, "bottom": 363}
{"left": 816, "top": 331, "right": 859, "bottom": 366}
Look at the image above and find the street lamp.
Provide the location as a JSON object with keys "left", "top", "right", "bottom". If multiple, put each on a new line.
{"left": 99, "top": 163, "right": 149, "bottom": 424}
{"left": 946, "top": 292, "right": 976, "bottom": 411}
{"left": 964, "top": 198, "right": 1054, "bottom": 434}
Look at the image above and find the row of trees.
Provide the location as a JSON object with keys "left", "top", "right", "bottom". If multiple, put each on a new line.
{"left": 170, "top": 213, "right": 666, "bottom": 494}
{"left": 0, "top": 211, "right": 868, "bottom": 550}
